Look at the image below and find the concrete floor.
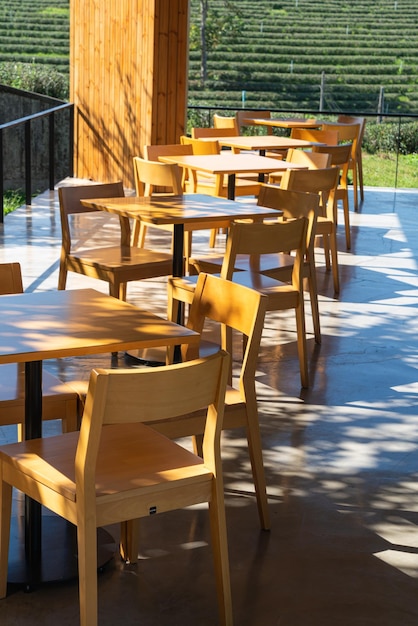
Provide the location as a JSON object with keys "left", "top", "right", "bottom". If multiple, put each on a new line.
{"left": 0, "top": 182, "right": 417, "bottom": 625}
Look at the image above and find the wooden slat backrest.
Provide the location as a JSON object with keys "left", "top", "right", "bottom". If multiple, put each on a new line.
{"left": 0, "top": 263, "right": 24, "bottom": 295}
{"left": 290, "top": 128, "right": 339, "bottom": 145}
{"left": 132, "top": 156, "right": 183, "bottom": 196}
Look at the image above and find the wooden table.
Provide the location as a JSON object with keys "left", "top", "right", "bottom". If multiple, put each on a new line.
{"left": 159, "top": 153, "right": 305, "bottom": 200}
{"left": 243, "top": 117, "right": 323, "bottom": 130}
{"left": 81, "top": 194, "right": 282, "bottom": 278}
{"left": 214, "top": 135, "right": 323, "bottom": 156}
{"left": 0, "top": 288, "right": 198, "bottom": 585}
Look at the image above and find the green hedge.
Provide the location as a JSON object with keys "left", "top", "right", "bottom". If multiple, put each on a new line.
{"left": 0, "top": 61, "right": 68, "bottom": 99}
{"left": 364, "top": 121, "right": 418, "bottom": 155}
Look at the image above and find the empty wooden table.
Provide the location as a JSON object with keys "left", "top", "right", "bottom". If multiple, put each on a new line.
{"left": 81, "top": 194, "right": 282, "bottom": 278}
{"left": 159, "top": 152, "right": 305, "bottom": 200}
{"left": 215, "top": 134, "right": 323, "bottom": 156}
{"left": 0, "top": 288, "right": 198, "bottom": 586}
{"left": 242, "top": 117, "right": 323, "bottom": 131}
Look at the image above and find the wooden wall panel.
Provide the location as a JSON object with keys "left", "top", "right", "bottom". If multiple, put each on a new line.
{"left": 70, "top": 0, "right": 189, "bottom": 189}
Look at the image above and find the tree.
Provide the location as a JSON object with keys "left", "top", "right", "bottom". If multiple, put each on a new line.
{"left": 190, "top": 0, "right": 244, "bottom": 87}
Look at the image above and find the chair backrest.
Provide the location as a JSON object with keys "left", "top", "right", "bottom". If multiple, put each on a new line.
{"left": 76, "top": 350, "right": 230, "bottom": 487}
{"left": 220, "top": 219, "right": 308, "bottom": 290}
{"left": 286, "top": 148, "right": 331, "bottom": 169}
{"left": 181, "top": 135, "right": 221, "bottom": 155}
{"left": 0, "top": 262, "right": 24, "bottom": 295}
{"left": 144, "top": 143, "right": 193, "bottom": 161}
{"left": 133, "top": 156, "right": 183, "bottom": 196}
{"left": 312, "top": 143, "right": 352, "bottom": 167}
{"left": 191, "top": 126, "right": 237, "bottom": 139}
{"left": 236, "top": 109, "right": 271, "bottom": 133}
{"left": 322, "top": 122, "right": 360, "bottom": 160}
{"left": 280, "top": 166, "right": 340, "bottom": 220}
{"left": 185, "top": 273, "right": 268, "bottom": 387}
{"left": 337, "top": 115, "right": 366, "bottom": 149}
{"left": 213, "top": 114, "right": 239, "bottom": 134}
{"left": 290, "top": 128, "right": 339, "bottom": 145}
{"left": 58, "top": 181, "right": 124, "bottom": 217}
{"left": 257, "top": 185, "right": 320, "bottom": 259}
{"left": 58, "top": 182, "right": 125, "bottom": 253}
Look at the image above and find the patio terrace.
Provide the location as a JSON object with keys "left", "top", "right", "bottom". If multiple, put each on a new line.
{"left": 0, "top": 182, "right": 417, "bottom": 625}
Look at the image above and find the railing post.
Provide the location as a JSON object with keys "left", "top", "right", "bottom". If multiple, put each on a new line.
{"left": 25, "top": 120, "right": 32, "bottom": 206}
{"left": 0, "top": 129, "right": 3, "bottom": 223}
{"left": 49, "top": 113, "right": 55, "bottom": 190}
{"left": 69, "top": 104, "right": 74, "bottom": 178}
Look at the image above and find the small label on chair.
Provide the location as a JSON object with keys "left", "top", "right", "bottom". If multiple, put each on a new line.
{"left": 149, "top": 506, "right": 157, "bottom": 515}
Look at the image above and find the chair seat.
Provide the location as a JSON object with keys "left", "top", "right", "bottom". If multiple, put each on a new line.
{"left": 0, "top": 422, "right": 210, "bottom": 502}
{"left": 0, "top": 364, "right": 79, "bottom": 430}
{"left": 190, "top": 252, "right": 295, "bottom": 276}
{"left": 67, "top": 246, "right": 172, "bottom": 274}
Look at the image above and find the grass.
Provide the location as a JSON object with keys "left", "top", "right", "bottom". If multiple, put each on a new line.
{"left": 4, "top": 189, "right": 25, "bottom": 215}
{"left": 363, "top": 153, "right": 418, "bottom": 189}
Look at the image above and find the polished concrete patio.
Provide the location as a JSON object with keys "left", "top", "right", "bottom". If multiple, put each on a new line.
{"left": 0, "top": 182, "right": 417, "bottom": 625}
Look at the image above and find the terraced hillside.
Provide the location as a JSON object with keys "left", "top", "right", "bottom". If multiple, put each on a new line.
{"left": 0, "top": 1, "right": 417, "bottom": 115}
{"left": 0, "top": 0, "right": 69, "bottom": 74}
{"left": 189, "top": 0, "right": 418, "bottom": 113}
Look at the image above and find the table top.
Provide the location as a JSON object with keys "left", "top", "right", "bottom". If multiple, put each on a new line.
{"left": 81, "top": 193, "right": 281, "bottom": 226}
{"left": 243, "top": 117, "right": 322, "bottom": 129}
{"left": 215, "top": 136, "right": 323, "bottom": 151}
{"left": 0, "top": 288, "right": 198, "bottom": 363}
{"left": 159, "top": 152, "right": 306, "bottom": 175}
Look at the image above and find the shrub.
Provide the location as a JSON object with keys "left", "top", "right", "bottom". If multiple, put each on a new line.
{"left": 364, "top": 120, "right": 418, "bottom": 155}
{"left": 0, "top": 61, "right": 69, "bottom": 100}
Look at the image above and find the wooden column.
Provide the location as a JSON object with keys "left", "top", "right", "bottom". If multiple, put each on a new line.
{"left": 70, "top": 0, "right": 189, "bottom": 188}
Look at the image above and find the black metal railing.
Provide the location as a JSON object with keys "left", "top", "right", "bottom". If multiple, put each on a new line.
{"left": 187, "top": 105, "right": 418, "bottom": 190}
{"left": 0, "top": 102, "right": 74, "bottom": 223}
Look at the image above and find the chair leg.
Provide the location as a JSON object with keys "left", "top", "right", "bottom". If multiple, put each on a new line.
{"left": 244, "top": 397, "right": 270, "bottom": 530}
{"left": 209, "top": 228, "right": 218, "bottom": 248}
{"left": 0, "top": 468, "right": 12, "bottom": 599}
{"left": 352, "top": 163, "right": 359, "bottom": 211}
{"left": 328, "top": 229, "right": 340, "bottom": 294}
{"left": 77, "top": 517, "right": 99, "bottom": 626}
{"left": 58, "top": 263, "right": 67, "bottom": 290}
{"left": 132, "top": 221, "right": 147, "bottom": 247}
{"left": 120, "top": 520, "right": 140, "bottom": 564}
{"left": 358, "top": 154, "right": 364, "bottom": 202}
{"left": 295, "top": 300, "right": 309, "bottom": 389}
{"left": 343, "top": 195, "right": 351, "bottom": 250}
{"left": 208, "top": 483, "right": 233, "bottom": 626}
{"left": 192, "top": 434, "right": 204, "bottom": 457}
{"left": 307, "top": 259, "right": 321, "bottom": 344}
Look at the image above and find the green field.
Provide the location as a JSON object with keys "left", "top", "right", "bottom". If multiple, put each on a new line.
{"left": 1, "top": 0, "right": 418, "bottom": 188}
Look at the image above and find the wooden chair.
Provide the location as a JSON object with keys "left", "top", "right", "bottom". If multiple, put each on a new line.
{"left": 191, "top": 126, "right": 238, "bottom": 139}
{"left": 170, "top": 218, "right": 310, "bottom": 388}
{"left": 174, "top": 189, "right": 321, "bottom": 344}
{"left": 132, "top": 155, "right": 184, "bottom": 249}
{"left": 0, "top": 351, "right": 233, "bottom": 626}
{"left": 0, "top": 262, "right": 78, "bottom": 439}
{"left": 268, "top": 148, "right": 331, "bottom": 185}
{"left": 322, "top": 121, "right": 361, "bottom": 210}
{"left": 280, "top": 166, "right": 341, "bottom": 293}
{"left": 290, "top": 128, "right": 339, "bottom": 145}
{"left": 164, "top": 273, "right": 270, "bottom": 529}
{"left": 312, "top": 143, "right": 353, "bottom": 249}
{"left": 180, "top": 136, "right": 260, "bottom": 227}
{"left": 213, "top": 114, "right": 239, "bottom": 134}
{"left": 337, "top": 115, "right": 366, "bottom": 209}
{"left": 58, "top": 182, "right": 172, "bottom": 300}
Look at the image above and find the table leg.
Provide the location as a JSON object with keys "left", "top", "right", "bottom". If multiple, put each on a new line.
{"left": 173, "top": 223, "right": 185, "bottom": 363}
{"left": 227, "top": 174, "right": 236, "bottom": 201}
{"left": 24, "top": 361, "right": 42, "bottom": 589}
